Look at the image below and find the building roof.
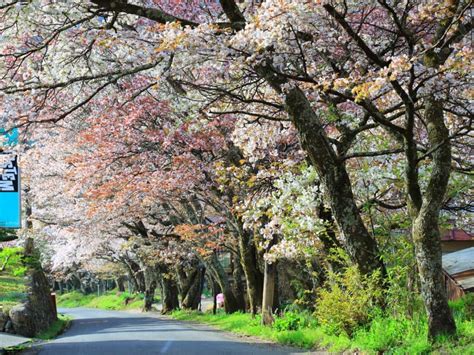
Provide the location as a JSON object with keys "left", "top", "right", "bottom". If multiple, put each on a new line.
{"left": 457, "top": 275, "right": 474, "bottom": 290}
{"left": 443, "top": 247, "right": 474, "bottom": 291}
{"left": 441, "top": 228, "right": 474, "bottom": 241}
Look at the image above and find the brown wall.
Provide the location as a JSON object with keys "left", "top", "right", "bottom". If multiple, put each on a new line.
{"left": 444, "top": 273, "right": 465, "bottom": 301}
{"left": 441, "top": 241, "right": 474, "bottom": 254}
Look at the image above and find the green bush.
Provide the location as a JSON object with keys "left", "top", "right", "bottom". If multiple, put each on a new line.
{"left": 315, "top": 262, "right": 383, "bottom": 336}
{"left": 170, "top": 296, "right": 474, "bottom": 354}
{"left": 351, "top": 314, "right": 430, "bottom": 353}
{"left": 0, "top": 247, "right": 23, "bottom": 273}
{"left": 450, "top": 294, "right": 474, "bottom": 321}
{"left": 274, "top": 311, "right": 303, "bottom": 331}
{"left": 12, "top": 266, "right": 27, "bottom": 277}
{"left": 273, "top": 310, "right": 316, "bottom": 331}
{"left": 171, "top": 310, "right": 321, "bottom": 349}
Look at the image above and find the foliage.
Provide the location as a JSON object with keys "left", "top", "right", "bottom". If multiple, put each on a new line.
{"left": 382, "top": 234, "right": 426, "bottom": 318}
{"left": 315, "top": 256, "right": 383, "bottom": 336}
{"left": 450, "top": 294, "right": 474, "bottom": 322}
{"left": 0, "top": 247, "right": 24, "bottom": 274}
{"left": 241, "top": 164, "right": 327, "bottom": 262}
{"left": 273, "top": 310, "right": 316, "bottom": 331}
{"left": 351, "top": 299, "right": 474, "bottom": 354}
{"left": 171, "top": 310, "right": 323, "bottom": 349}
{"left": 351, "top": 314, "right": 431, "bottom": 353}
{"left": 172, "top": 298, "right": 474, "bottom": 353}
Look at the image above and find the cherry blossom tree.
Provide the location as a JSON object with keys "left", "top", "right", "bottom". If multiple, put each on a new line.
{"left": 1, "top": 0, "right": 472, "bottom": 338}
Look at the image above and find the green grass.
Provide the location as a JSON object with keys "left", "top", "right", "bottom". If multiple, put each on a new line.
{"left": 57, "top": 290, "right": 153, "bottom": 311}
{"left": 2, "top": 314, "right": 73, "bottom": 353}
{"left": 36, "top": 313, "right": 72, "bottom": 340}
{"left": 171, "top": 296, "right": 474, "bottom": 354}
{"left": 0, "top": 274, "right": 27, "bottom": 313}
{"left": 171, "top": 310, "right": 326, "bottom": 349}
{"left": 0, "top": 275, "right": 26, "bottom": 293}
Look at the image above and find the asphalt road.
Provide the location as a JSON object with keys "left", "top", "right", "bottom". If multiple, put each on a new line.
{"left": 32, "top": 308, "right": 311, "bottom": 355}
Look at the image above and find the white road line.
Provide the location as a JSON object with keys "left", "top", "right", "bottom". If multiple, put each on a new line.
{"left": 160, "top": 340, "right": 173, "bottom": 354}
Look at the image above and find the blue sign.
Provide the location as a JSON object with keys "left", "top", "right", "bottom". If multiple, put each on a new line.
{"left": 0, "top": 152, "right": 21, "bottom": 228}
{"left": 0, "top": 128, "right": 21, "bottom": 228}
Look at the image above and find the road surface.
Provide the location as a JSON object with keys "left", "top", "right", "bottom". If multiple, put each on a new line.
{"left": 0, "top": 333, "right": 31, "bottom": 349}
{"left": 32, "top": 308, "right": 310, "bottom": 355}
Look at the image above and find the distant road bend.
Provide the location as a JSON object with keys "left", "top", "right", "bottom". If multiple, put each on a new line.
{"left": 33, "top": 308, "right": 310, "bottom": 355}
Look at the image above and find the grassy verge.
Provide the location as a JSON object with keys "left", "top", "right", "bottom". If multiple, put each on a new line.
{"left": 57, "top": 290, "right": 150, "bottom": 311}
{"left": 0, "top": 275, "right": 27, "bottom": 315}
{"left": 0, "top": 247, "right": 27, "bottom": 313}
{"left": 1, "top": 314, "right": 73, "bottom": 354}
{"left": 171, "top": 310, "right": 327, "bottom": 349}
{"left": 171, "top": 296, "right": 474, "bottom": 354}
{"left": 36, "top": 313, "right": 72, "bottom": 340}
{"left": 0, "top": 247, "right": 27, "bottom": 314}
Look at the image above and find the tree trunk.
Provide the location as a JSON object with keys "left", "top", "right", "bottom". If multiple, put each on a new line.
{"left": 238, "top": 230, "right": 264, "bottom": 314}
{"left": 254, "top": 64, "right": 385, "bottom": 279}
{"left": 273, "top": 264, "right": 280, "bottom": 313}
{"left": 116, "top": 276, "right": 125, "bottom": 292}
{"left": 68, "top": 273, "right": 81, "bottom": 291}
{"left": 211, "top": 279, "right": 220, "bottom": 315}
{"left": 262, "top": 235, "right": 278, "bottom": 325}
{"left": 285, "top": 87, "right": 386, "bottom": 277}
{"left": 177, "top": 265, "right": 189, "bottom": 303}
{"left": 181, "top": 265, "right": 204, "bottom": 310}
{"left": 108, "top": 279, "right": 116, "bottom": 291}
{"left": 143, "top": 280, "right": 157, "bottom": 312}
{"left": 125, "top": 259, "right": 146, "bottom": 293}
{"left": 207, "top": 252, "right": 243, "bottom": 313}
{"left": 231, "top": 253, "right": 247, "bottom": 311}
{"left": 141, "top": 265, "right": 158, "bottom": 312}
{"left": 160, "top": 273, "right": 179, "bottom": 314}
{"left": 58, "top": 281, "right": 64, "bottom": 294}
{"left": 127, "top": 274, "right": 138, "bottom": 293}
{"left": 133, "top": 267, "right": 146, "bottom": 293}
{"left": 413, "top": 213, "right": 455, "bottom": 338}
{"left": 408, "top": 97, "right": 456, "bottom": 338}
{"left": 318, "top": 205, "right": 344, "bottom": 272}
{"left": 262, "top": 260, "right": 277, "bottom": 325}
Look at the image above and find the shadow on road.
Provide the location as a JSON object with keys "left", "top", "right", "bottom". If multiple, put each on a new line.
{"left": 30, "top": 309, "right": 315, "bottom": 355}
{"left": 72, "top": 317, "right": 218, "bottom": 334}
{"left": 34, "top": 339, "right": 311, "bottom": 355}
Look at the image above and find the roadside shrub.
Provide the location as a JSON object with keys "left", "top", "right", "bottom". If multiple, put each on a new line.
{"left": 351, "top": 314, "right": 429, "bottom": 353}
{"left": 381, "top": 235, "right": 426, "bottom": 318}
{"left": 274, "top": 310, "right": 317, "bottom": 331}
{"left": 450, "top": 294, "right": 474, "bottom": 321}
{"left": 274, "top": 311, "right": 303, "bottom": 331}
{"left": 315, "top": 261, "right": 383, "bottom": 336}
{"left": 0, "top": 247, "right": 23, "bottom": 273}
{"left": 12, "top": 265, "right": 27, "bottom": 277}
{"left": 170, "top": 299, "right": 473, "bottom": 354}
